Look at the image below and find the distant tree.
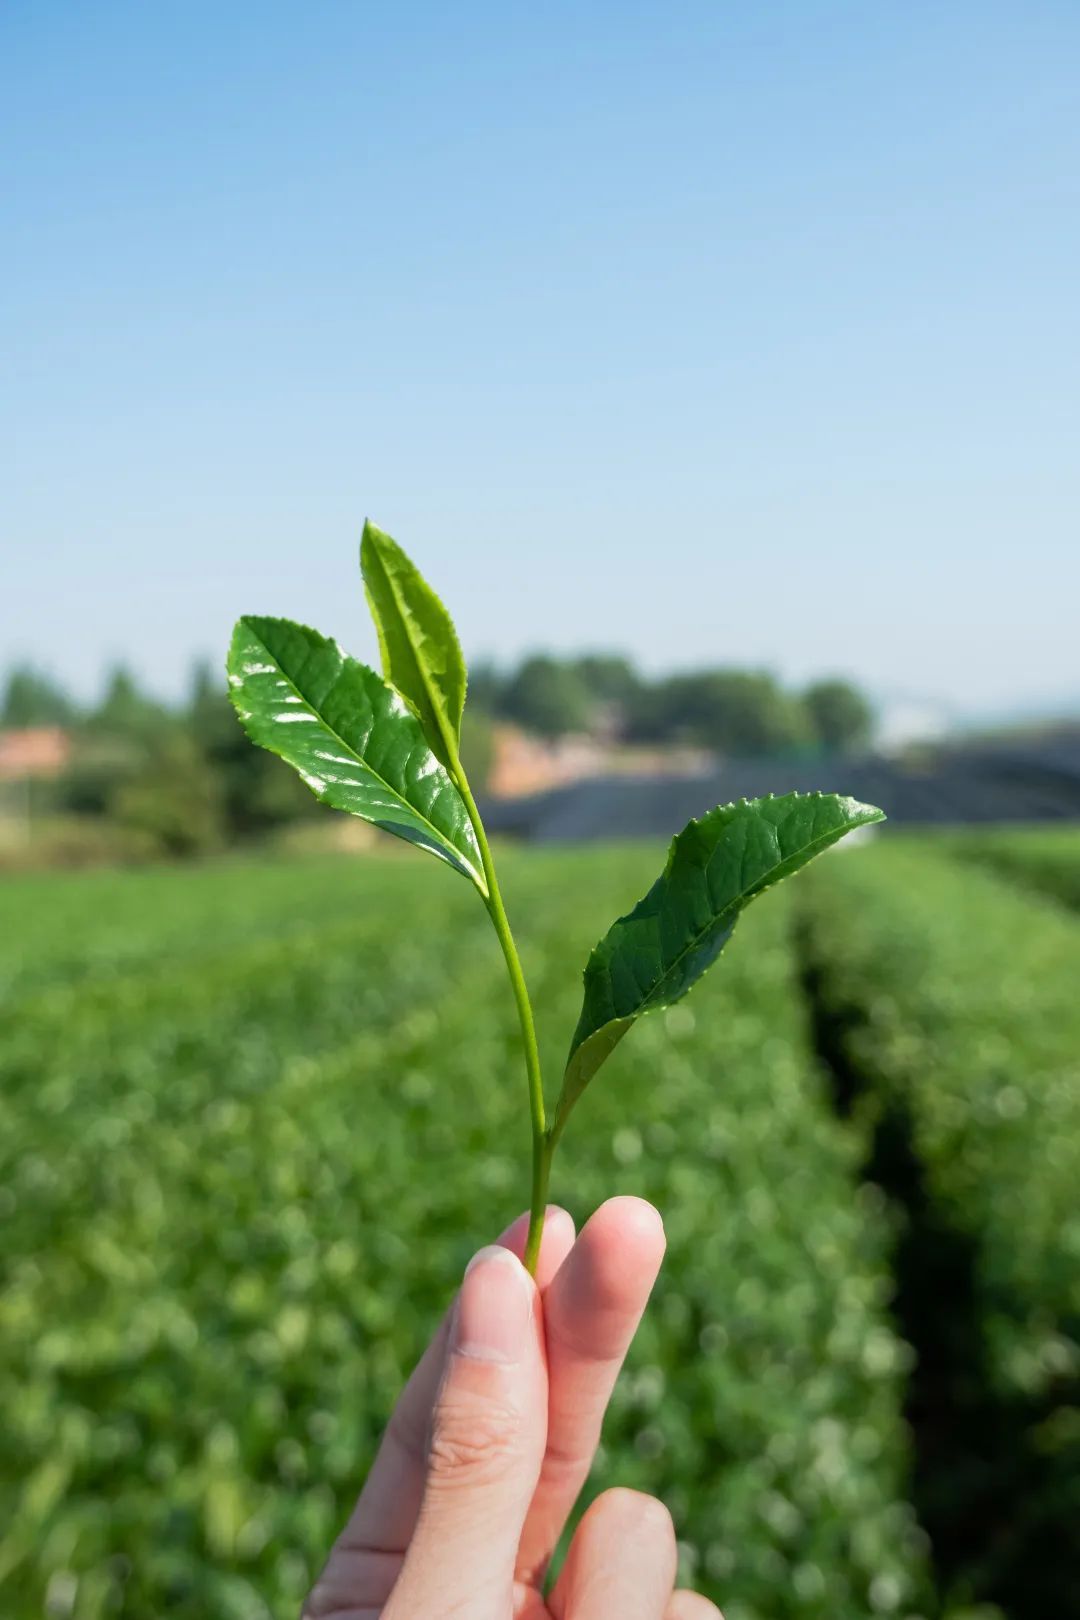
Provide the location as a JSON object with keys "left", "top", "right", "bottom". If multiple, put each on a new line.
{"left": 57, "top": 736, "right": 141, "bottom": 817}
{"left": 571, "top": 654, "right": 642, "bottom": 736}
{"left": 635, "top": 670, "right": 811, "bottom": 756}
{"left": 89, "top": 665, "right": 170, "bottom": 741}
{"left": 111, "top": 732, "right": 224, "bottom": 857}
{"left": 459, "top": 709, "right": 496, "bottom": 791}
{"left": 804, "top": 678, "right": 874, "bottom": 752}
{"left": 188, "top": 658, "right": 241, "bottom": 754}
{"left": 1, "top": 665, "right": 76, "bottom": 727}
{"left": 52, "top": 669, "right": 174, "bottom": 820}
{"left": 499, "top": 656, "right": 593, "bottom": 738}
{"left": 620, "top": 680, "right": 667, "bottom": 742}
{"left": 465, "top": 661, "right": 503, "bottom": 713}
{"left": 189, "top": 657, "right": 224, "bottom": 720}
{"left": 573, "top": 655, "right": 642, "bottom": 707}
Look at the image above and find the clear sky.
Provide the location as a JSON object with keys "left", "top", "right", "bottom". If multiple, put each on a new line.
{"left": 3, "top": 1, "right": 1078, "bottom": 717}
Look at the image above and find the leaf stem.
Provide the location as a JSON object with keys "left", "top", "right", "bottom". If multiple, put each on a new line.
{"left": 525, "top": 1130, "right": 554, "bottom": 1276}
{"left": 453, "top": 767, "right": 549, "bottom": 1276}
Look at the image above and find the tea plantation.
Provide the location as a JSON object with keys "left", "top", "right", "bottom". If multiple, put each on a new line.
{"left": 799, "top": 844, "right": 1080, "bottom": 1617}
{"left": 2, "top": 835, "right": 1078, "bottom": 1619}
{"left": 943, "top": 824, "right": 1080, "bottom": 915}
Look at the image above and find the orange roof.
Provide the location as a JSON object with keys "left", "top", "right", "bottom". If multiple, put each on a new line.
{"left": 0, "top": 727, "right": 72, "bottom": 780}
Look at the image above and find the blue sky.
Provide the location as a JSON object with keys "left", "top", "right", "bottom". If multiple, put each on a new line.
{"left": 3, "top": 1, "right": 1078, "bottom": 716}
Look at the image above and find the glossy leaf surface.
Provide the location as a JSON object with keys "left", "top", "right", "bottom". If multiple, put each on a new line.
{"left": 227, "top": 615, "right": 485, "bottom": 890}
{"left": 554, "top": 791, "right": 884, "bottom": 1133}
{"left": 360, "top": 521, "right": 467, "bottom": 770}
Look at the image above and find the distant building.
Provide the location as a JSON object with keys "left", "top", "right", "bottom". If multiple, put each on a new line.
{"left": 488, "top": 723, "right": 715, "bottom": 800}
{"left": 0, "top": 727, "right": 72, "bottom": 781}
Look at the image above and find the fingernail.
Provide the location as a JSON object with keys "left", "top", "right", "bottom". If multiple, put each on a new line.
{"left": 452, "top": 1246, "right": 533, "bottom": 1364}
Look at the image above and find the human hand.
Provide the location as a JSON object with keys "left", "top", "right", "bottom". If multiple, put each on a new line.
{"left": 303, "top": 1196, "right": 720, "bottom": 1618}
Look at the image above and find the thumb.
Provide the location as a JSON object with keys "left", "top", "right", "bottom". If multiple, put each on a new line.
{"left": 384, "top": 1245, "right": 546, "bottom": 1619}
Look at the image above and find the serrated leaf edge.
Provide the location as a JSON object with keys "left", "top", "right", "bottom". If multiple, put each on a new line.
{"left": 640, "top": 792, "right": 884, "bottom": 996}
{"left": 554, "top": 791, "right": 884, "bottom": 1134}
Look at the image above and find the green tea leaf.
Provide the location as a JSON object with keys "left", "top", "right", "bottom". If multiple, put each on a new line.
{"left": 360, "top": 521, "right": 467, "bottom": 772}
{"left": 227, "top": 615, "right": 486, "bottom": 892}
{"left": 554, "top": 791, "right": 883, "bottom": 1134}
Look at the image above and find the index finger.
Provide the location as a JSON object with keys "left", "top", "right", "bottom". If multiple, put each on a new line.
{"left": 516, "top": 1196, "right": 666, "bottom": 1587}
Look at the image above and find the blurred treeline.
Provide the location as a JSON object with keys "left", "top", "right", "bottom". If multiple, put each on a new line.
{"left": 0, "top": 657, "right": 873, "bottom": 861}
{"left": 468, "top": 654, "right": 872, "bottom": 752}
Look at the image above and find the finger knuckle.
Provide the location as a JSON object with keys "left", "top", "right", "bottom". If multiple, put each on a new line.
{"left": 427, "top": 1393, "right": 522, "bottom": 1488}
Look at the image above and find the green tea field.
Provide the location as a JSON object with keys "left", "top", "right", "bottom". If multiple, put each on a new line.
{"left": 2, "top": 836, "right": 1078, "bottom": 1620}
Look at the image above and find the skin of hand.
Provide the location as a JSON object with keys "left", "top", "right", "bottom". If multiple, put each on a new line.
{"left": 303, "top": 1197, "right": 721, "bottom": 1620}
